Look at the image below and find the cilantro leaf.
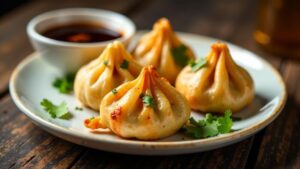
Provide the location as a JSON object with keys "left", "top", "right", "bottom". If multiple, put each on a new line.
{"left": 184, "top": 125, "right": 202, "bottom": 138}
{"left": 103, "top": 60, "right": 109, "bottom": 66}
{"left": 75, "top": 107, "right": 83, "bottom": 111}
{"left": 112, "top": 88, "right": 118, "bottom": 95}
{"left": 189, "top": 58, "right": 207, "bottom": 72}
{"left": 40, "top": 99, "right": 71, "bottom": 119}
{"left": 141, "top": 94, "right": 156, "bottom": 108}
{"left": 52, "top": 74, "right": 75, "bottom": 94}
{"left": 183, "top": 111, "right": 233, "bottom": 139}
{"left": 202, "top": 120, "right": 219, "bottom": 137}
{"left": 184, "top": 118, "right": 218, "bottom": 138}
{"left": 171, "top": 44, "right": 190, "bottom": 67}
{"left": 120, "top": 59, "right": 129, "bottom": 69}
{"left": 217, "top": 110, "right": 233, "bottom": 133}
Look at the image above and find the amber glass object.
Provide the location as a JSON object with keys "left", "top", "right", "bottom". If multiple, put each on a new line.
{"left": 254, "top": 0, "right": 300, "bottom": 58}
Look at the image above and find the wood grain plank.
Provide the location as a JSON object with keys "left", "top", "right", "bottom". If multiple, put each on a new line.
{"left": 70, "top": 139, "right": 253, "bottom": 169}
{"left": 0, "top": 0, "right": 139, "bottom": 95}
{"left": 254, "top": 60, "right": 300, "bottom": 169}
{"left": 0, "top": 95, "right": 85, "bottom": 169}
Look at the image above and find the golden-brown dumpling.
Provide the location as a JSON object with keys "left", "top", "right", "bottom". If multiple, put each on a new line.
{"left": 133, "top": 18, "right": 195, "bottom": 84}
{"left": 176, "top": 42, "right": 254, "bottom": 113}
{"left": 84, "top": 66, "right": 191, "bottom": 140}
{"left": 74, "top": 41, "right": 142, "bottom": 111}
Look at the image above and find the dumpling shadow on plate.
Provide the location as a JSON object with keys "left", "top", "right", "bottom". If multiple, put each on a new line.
{"left": 231, "top": 94, "right": 279, "bottom": 130}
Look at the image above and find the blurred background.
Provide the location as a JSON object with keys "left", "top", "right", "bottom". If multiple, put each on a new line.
{"left": 2, "top": 0, "right": 300, "bottom": 91}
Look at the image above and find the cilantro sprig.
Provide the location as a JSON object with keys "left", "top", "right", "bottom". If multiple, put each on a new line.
{"left": 75, "top": 107, "right": 83, "bottom": 111}
{"left": 120, "top": 59, "right": 129, "bottom": 69}
{"left": 171, "top": 44, "right": 190, "bottom": 67}
{"left": 141, "top": 94, "right": 156, "bottom": 108}
{"left": 112, "top": 88, "right": 118, "bottom": 95}
{"left": 189, "top": 58, "right": 207, "bottom": 72}
{"left": 40, "top": 99, "right": 72, "bottom": 119}
{"left": 183, "top": 110, "right": 233, "bottom": 139}
{"left": 103, "top": 60, "right": 109, "bottom": 66}
{"left": 52, "top": 74, "right": 75, "bottom": 94}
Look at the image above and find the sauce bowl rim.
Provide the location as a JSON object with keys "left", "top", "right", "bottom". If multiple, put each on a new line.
{"left": 27, "top": 8, "right": 136, "bottom": 47}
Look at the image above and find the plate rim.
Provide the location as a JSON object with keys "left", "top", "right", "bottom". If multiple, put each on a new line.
{"left": 9, "top": 32, "right": 287, "bottom": 150}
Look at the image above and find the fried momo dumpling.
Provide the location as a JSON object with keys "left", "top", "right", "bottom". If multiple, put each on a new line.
{"left": 85, "top": 66, "right": 191, "bottom": 140}
{"left": 74, "top": 41, "right": 142, "bottom": 111}
{"left": 176, "top": 42, "right": 254, "bottom": 113}
{"left": 133, "top": 18, "right": 195, "bottom": 84}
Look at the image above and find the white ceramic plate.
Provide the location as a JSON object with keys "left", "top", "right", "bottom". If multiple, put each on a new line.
{"left": 10, "top": 31, "right": 287, "bottom": 155}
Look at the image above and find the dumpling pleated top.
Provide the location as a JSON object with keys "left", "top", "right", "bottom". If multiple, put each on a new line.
{"left": 85, "top": 66, "right": 191, "bottom": 140}
{"left": 176, "top": 42, "right": 254, "bottom": 113}
{"left": 74, "top": 41, "right": 142, "bottom": 111}
{"left": 133, "top": 18, "right": 195, "bottom": 84}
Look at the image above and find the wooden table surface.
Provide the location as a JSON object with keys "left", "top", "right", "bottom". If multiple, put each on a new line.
{"left": 1, "top": 0, "right": 299, "bottom": 168}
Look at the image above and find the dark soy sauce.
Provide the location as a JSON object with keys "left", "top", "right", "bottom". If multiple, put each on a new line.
{"left": 42, "top": 22, "right": 122, "bottom": 43}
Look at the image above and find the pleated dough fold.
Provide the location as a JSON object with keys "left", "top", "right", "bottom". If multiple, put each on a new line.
{"left": 74, "top": 41, "right": 142, "bottom": 110}
{"left": 133, "top": 18, "right": 195, "bottom": 84}
{"left": 85, "top": 66, "right": 191, "bottom": 140}
{"left": 176, "top": 42, "right": 254, "bottom": 113}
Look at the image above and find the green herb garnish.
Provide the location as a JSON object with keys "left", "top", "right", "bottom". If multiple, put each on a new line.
{"left": 189, "top": 58, "right": 207, "bottom": 72}
{"left": 171, "top": 44, "right": 190, "bottom": 67}
{"left": 40, "top": 99, "right": 71, "bottom": 119}
{"left": 52, "top": 74, "right": 75, "bottom": 94}
{"left": 183, "top": 110, "right": 233, "bottom": 139}
{"left": 103, "top": 60, "right": 109, "bottom": 66}
{"left": 120, "top": 59, "right": 129, "bottom": 69}
{"left": 141, "top": 94, "right": 156, "bottom": 108}
{"left": 75, "top": 107, "right": 83, "bottom": 111}
{"left": 112, "top": 88, "right": 118, "bottom": 95}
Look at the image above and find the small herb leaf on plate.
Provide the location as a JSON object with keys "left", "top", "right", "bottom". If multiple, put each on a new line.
{"left": 183, "top": 110, "right": 233, "bottom": 139}
{"left": 75, "top": 107, "right": 83, "bottom": 111}
{"left": 40, "top": 99, "right": 72, "bottom": 119}
{"left": 52, "top": 73, "right": 75, "bottom": 94}
{"left": 217, "top": 110, "right": 233, "bottom": 133}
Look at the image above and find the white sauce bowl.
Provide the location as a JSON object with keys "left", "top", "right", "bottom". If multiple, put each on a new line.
{"left": 27, "top": 8, "right": 136, "bottom": 73}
